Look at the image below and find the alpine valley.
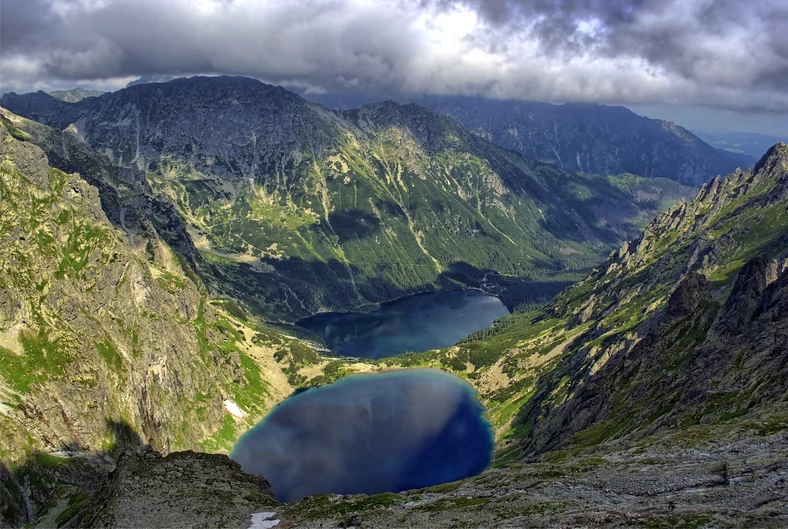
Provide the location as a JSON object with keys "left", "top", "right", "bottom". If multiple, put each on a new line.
{"left": 0, "top": 76, "right": 786, "bottom": 528}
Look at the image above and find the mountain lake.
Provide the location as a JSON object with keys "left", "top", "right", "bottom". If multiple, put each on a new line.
{"left": 296, "top": 289, "right": 510, "bottom": 359}
{"left": 230, "top": 369, "right": 494, "bottom": 502}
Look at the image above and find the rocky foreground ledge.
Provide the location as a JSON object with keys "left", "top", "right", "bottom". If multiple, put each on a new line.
{"left": 13, "top": 420, "right": 784, "bottom": 529}
{"left": 278, "top": 423, "right": 787, "bottom": 528}
{"left": 33, "top": 449, "right": 278, "bottom": 529}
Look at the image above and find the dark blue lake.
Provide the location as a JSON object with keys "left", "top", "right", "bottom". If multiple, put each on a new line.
{"left": 230, "top": 369, "right": 494, "bottom": 502}
{"left": 296, "top": 290, "right": 510, "bottom": 359}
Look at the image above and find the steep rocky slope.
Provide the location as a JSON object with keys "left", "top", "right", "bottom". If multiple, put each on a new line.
{"left": 0, "top": 110, "right": 360, "bottom": 525}
{"left": 512, "top": 143, "right": 788, "bottom": 459}
{"left": 1, "top": 78, "right": 694, "bottom": 318}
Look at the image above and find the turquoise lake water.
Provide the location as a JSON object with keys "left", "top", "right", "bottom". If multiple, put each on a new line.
{"left": 230, "top": 369, "right": 494, "bottom": 502}
{"left": 297, "top": 290, "right": 510, "bottom": 359}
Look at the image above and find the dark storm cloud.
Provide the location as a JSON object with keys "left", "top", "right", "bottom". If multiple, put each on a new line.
{"left": 1, "top": 0, "right": 786, "bottom": 114}
{"left": 1, "top": 0, "right": 439, "bottom": 97}
{"left": 462, "top": 0, "right": 788, "bottom": 93}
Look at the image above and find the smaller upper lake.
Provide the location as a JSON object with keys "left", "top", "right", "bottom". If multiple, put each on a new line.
{"left": 230, "top": 369, "right": 494, "bottom": 502}
{"left": 297, "top": 290, "right": 510, "bottom": 359}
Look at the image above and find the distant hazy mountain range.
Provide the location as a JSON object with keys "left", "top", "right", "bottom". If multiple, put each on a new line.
{"left": 693, "top": 129, "right": 787, "bottom": 159}
{"left": 303, "top": 92, "right": 753, "bottom": 186}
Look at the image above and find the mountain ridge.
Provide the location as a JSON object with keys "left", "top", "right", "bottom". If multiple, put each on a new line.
{"left": 1, "top": 77, "right": 695, "bottom": 319}
{"left": 302, "top": 91, "right": 749, "bottom": 185}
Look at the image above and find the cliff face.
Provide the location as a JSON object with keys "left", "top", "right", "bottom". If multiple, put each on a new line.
{"left": 520, "top": 257, "right": 788, "bottom": 457}
{"left": 1, "top": 117, "right": 212, "bottom": 456}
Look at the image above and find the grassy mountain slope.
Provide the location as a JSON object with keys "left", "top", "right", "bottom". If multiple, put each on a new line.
{"left": 1, "top": 78, "right": 694, "bottom": 319}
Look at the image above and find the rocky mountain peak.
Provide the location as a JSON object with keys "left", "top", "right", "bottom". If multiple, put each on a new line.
{"left": 753, "top": 141, "right": 788, "bottom": 175}
{"left": 605, "top": 141, "right": 788, "bottom": 278}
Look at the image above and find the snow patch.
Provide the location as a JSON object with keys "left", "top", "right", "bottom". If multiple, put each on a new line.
{"left": 223, "top": 399, "right": 245, "bottom": 418}
{"left": 248, "top": 512, "right": 280, "bottom": 528}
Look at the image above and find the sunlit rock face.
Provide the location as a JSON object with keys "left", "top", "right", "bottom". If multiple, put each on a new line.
{"left": 231, "top": 369, "right": 494, "bottom": 502}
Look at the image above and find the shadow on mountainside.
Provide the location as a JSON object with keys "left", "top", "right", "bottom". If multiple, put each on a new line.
{"left": 208, "top": 251, "right": 584, "bottom": 324}
{"left": 0, "top": 419, "right": 148, "bottom": 528}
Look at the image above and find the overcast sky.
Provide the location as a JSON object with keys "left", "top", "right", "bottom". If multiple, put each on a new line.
{"left": 1, "top": 0, "right": 786, "bottom": 135}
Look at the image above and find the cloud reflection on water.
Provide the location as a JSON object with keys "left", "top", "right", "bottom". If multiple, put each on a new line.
{"left": 230, "top": 369, "right": 493, "bottom": 502}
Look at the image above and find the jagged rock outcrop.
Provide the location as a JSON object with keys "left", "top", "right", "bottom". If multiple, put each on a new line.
{"left": 518, "top": 255, "right": 787, "bottom": 456}
{"left": 504, "top": 144, "right": 788, "bottom": 457}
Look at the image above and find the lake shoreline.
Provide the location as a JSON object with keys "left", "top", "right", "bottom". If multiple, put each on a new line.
{"left": 296, "top": 286, "right": 492, "bottom": 323}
